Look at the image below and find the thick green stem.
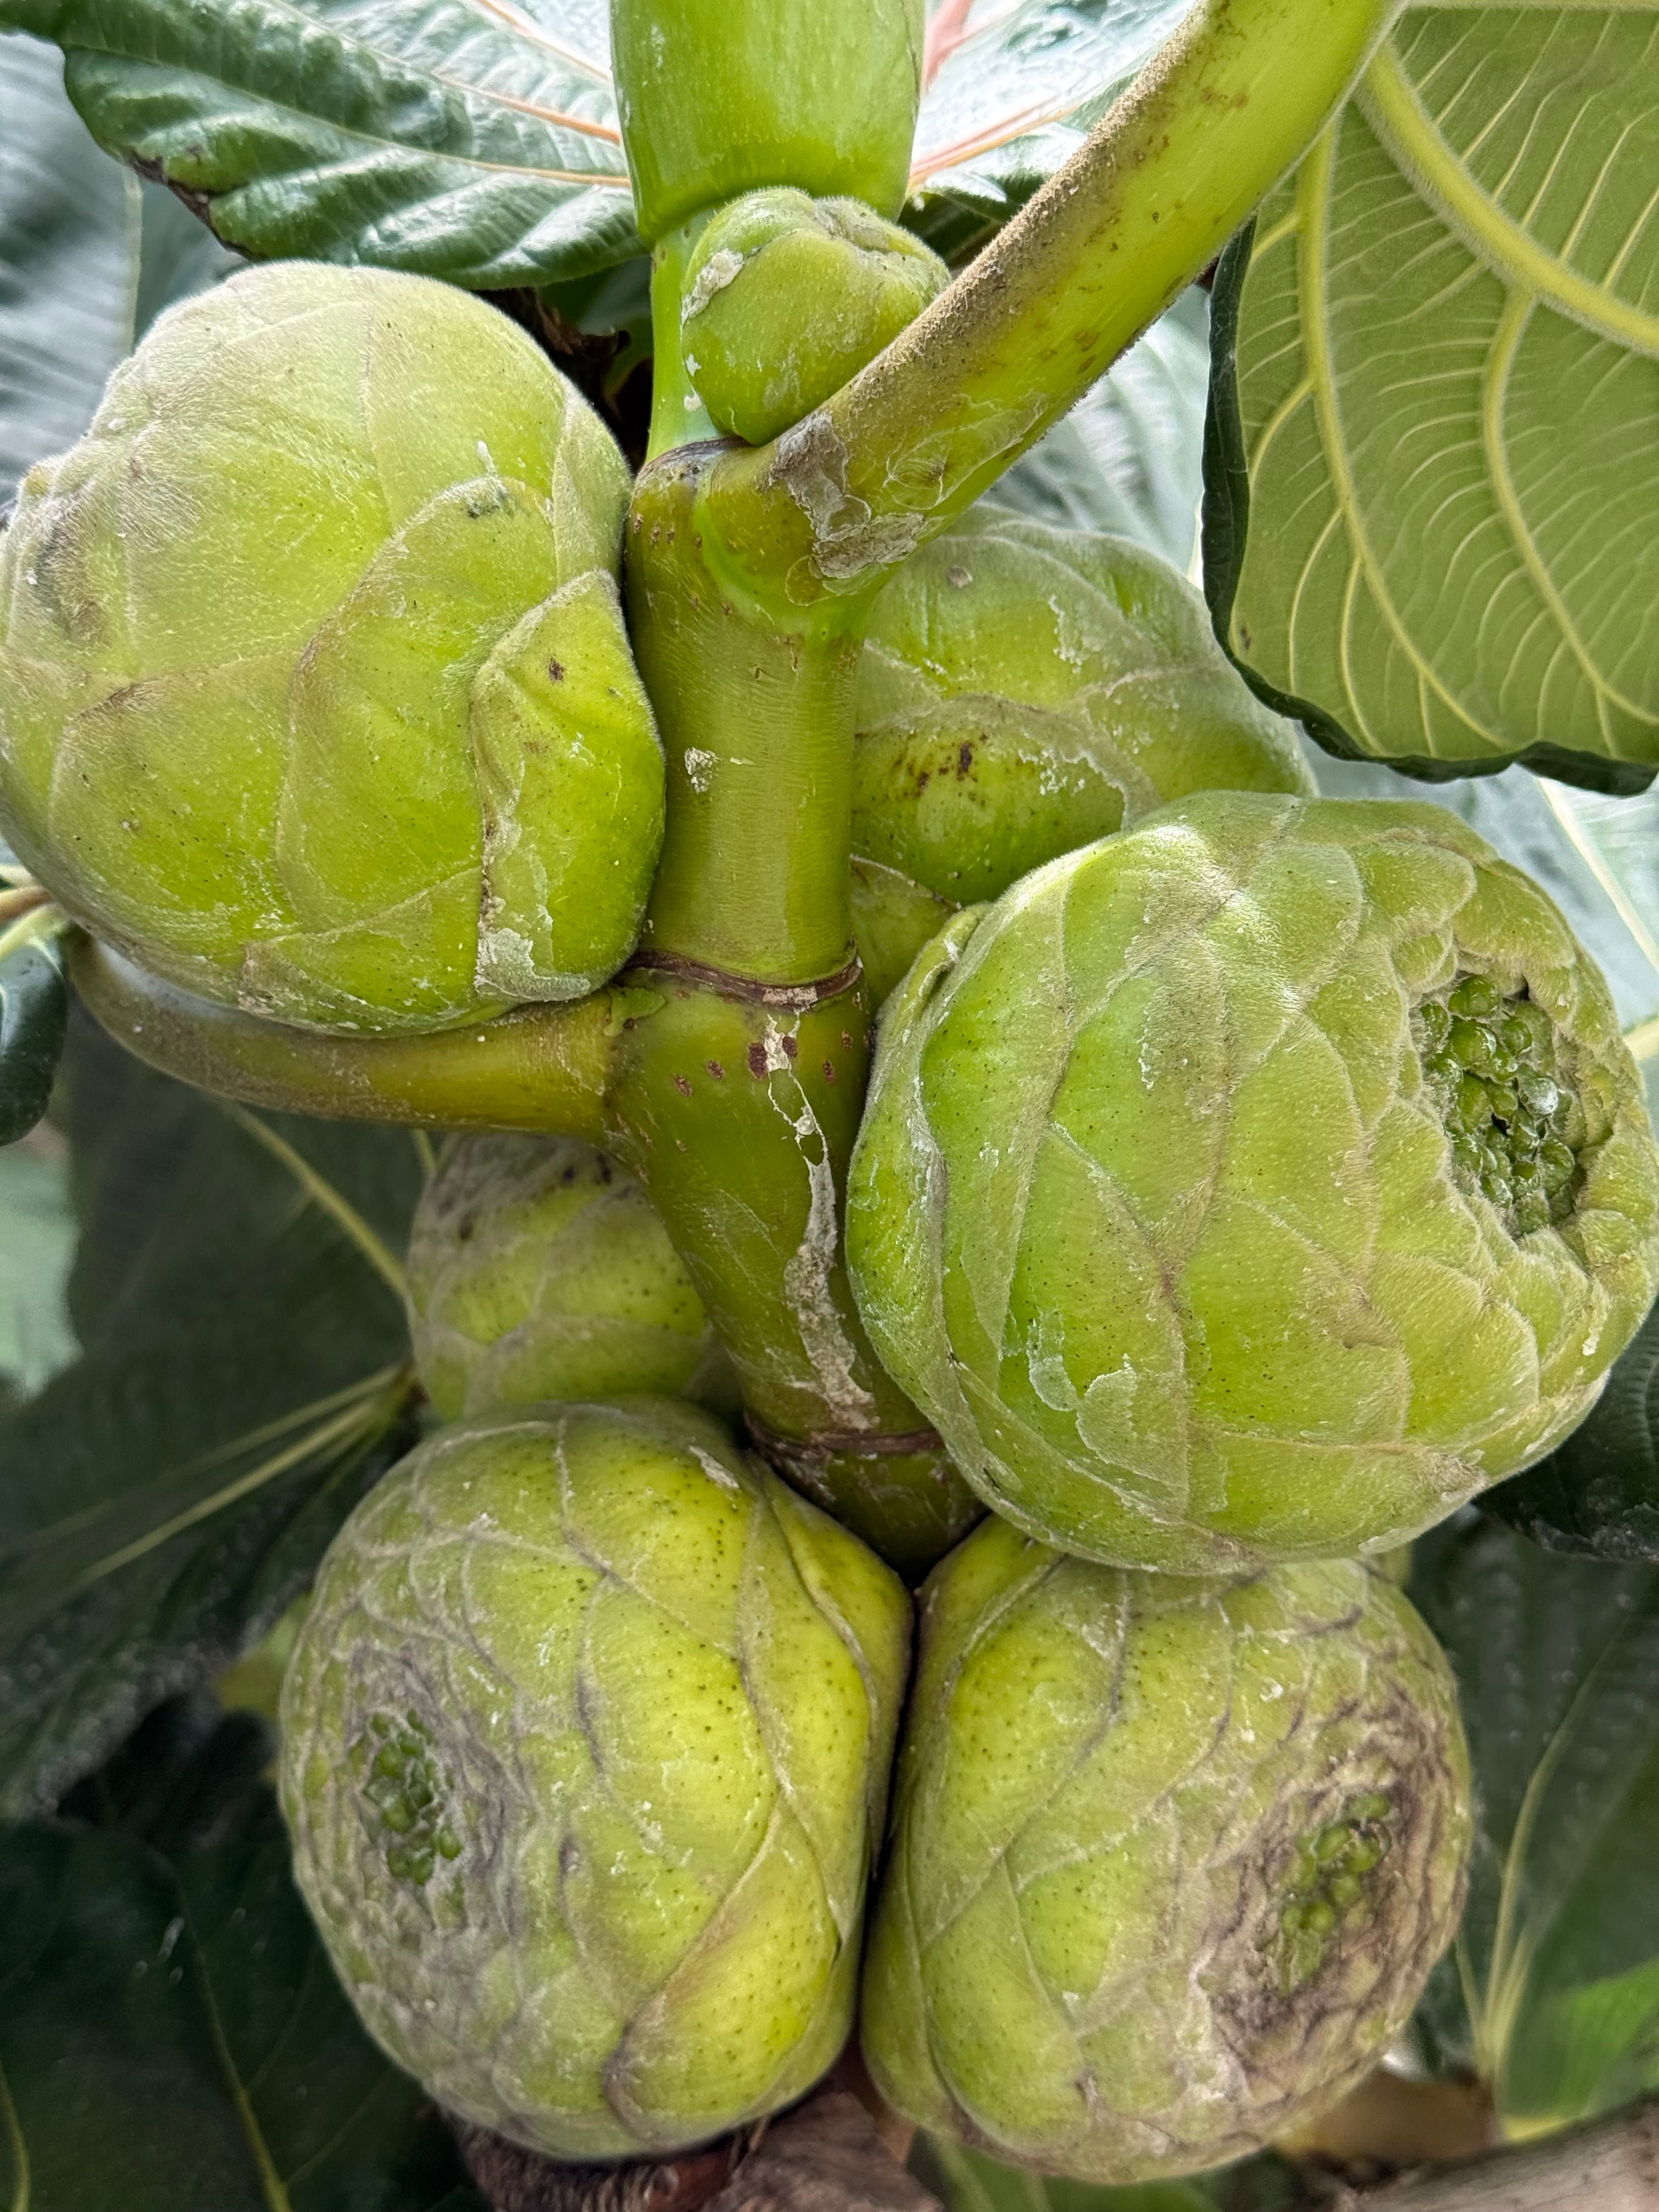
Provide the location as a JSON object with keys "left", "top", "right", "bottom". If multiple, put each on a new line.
{"left": 629, "top": 443, "right": 862, "bottom": 985}
{"left": 618, "top": 403, "right": 978, "bottom": 1572}
{"left": 71, "top": 939, "right": 618, "bottom": 1142}
{"left": 699, "top": 0, "right": 1404, "bottom": 613}
{"left": 605, "top": 970, "right": 977, "bottom": 1571}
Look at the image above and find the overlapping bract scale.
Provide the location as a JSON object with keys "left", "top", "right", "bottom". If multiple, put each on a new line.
{"left": 279, "top": 1399, "right": 909, "bottom": 2158}
{"left": 848, "top": 792, "right": 1659, "bottom": 1571}
{"left": 0, "top": 261, "right": 664, "bottom": 1034}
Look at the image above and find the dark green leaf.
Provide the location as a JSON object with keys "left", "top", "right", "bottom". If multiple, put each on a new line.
{"left": 0, "top": 928, "right": 66, "bottom": 1146}
{"left": 1204, "top": 8, "right": 1659, "bottom": 792}
{"left": 1412, "top": 1519, "right": 1659, "bottom": 2133}
{"left": 1484, "top": 1294, "right": 1659, "bottom": 1561}
{"left": 2, "top": 0, "right": 1202, "bottom": 294}
{"left": 0, "top": 0, "right": 639, "bottom": 289}
{"left": 0, "top": 1012, "right": 425, "bottom": 1815}
{"left": 0, "top": 1700, "right": 485, "bottom": 2211}
{"left": 0, "top": 27, "right": 238, "bottom": 501}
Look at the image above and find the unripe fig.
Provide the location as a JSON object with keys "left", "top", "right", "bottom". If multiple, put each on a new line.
{"left": 681, "top": 190, "right": 947, "bottom": 446}
{"left": 280, "top": 1398, "right": 910, "bottom": 2160}
{"left": 854, "top": 508, "right": 1314, "bottom": 908}
{"left": 863, "top": 1520, "right": 1472, "bottom": 2182}
{"left": 848, "top": 792, "right": 1659, "bottom": 1571}
{"left": 613, "top": 0, "right": 924, "bottom": 244}
{"left": 0, "top": 263, "right": 663, "bottom": 1035}
{"left": 407, "top": 1133, "right": 738, "bottom": 1419}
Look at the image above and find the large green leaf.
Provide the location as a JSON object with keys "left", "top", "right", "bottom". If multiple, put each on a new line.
{"left": 1412, "top": 1519, "right": 1659, "bottom": 2135}
{"left": 0, "top": 29, "right": 236, "bottom": 501}
{"left": 0, "top": 0, "right": 1200, "bottom": 290}
{"left": 1204, "top": 7, "right": 1659, "bottom": 792}
{"left": 0, "top": 1694, "right": 485, "bottom": 2211}
{"left": 0, "top": 1014, "right": 425, "bottom": 1815}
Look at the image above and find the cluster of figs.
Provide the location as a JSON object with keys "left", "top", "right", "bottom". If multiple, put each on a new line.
{"left": 3, "top": 170, "right": 1656, "bottom": 2190}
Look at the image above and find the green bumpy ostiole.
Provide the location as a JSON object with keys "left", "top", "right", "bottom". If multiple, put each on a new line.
{"left": 280, "top": 1397, "right": 910, "bottom": 2160}
{"left": 613, "top": 0, "right": 925, "bottom": 245}
{"left": 0, "top": 262, "right": 664, "bottom": 1035}
{"left": 862, "top": 1519, "right": 1471, "bottom": 2181}
{"left": 681, "top": 190, "right": 947, "bottom": 447}
{"left": 847, "top": 791, "right": 1659, "bottom": 1571}
{"left": 407, "top": 1134, "right": 740, "bottom": 1421}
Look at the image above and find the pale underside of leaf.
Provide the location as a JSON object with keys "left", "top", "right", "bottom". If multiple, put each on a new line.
{"left": 1215, "top": 4, "right": 1659, "bottom": 785}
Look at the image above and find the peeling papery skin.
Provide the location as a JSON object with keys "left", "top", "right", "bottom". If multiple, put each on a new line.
{"left": 861, "top": 1521, "right": 1472, "bottom": 2182}
{"left": 406, "top": 1133, "right": 740, "bottom": 1421}
{"left": 279, "top": 1398, "right": 910, "bottom": 2160}
{"left": 847, "top": 792, "right": 1659, "bottom": 1571}
{"left": 852, "top": 508, "right": 1314, "bottom": 910}
{"left": 0, "top": 262, "right": 664, "bottom": 1035}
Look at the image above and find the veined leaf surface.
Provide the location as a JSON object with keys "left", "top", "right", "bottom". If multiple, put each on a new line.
{"left": 0, "top": 0, "right": 1199, "bottom": 287}
{"left": 1205, "top": 5, "right": 1659, "bottom": 792}
{"left": 1413, "top": 1520, "right": 1659, "bottom": 2134}
{"left": 0, "top": 1014, "right": 424, "bottom": 1815}
{"left": 0, "top": 1697, "right": 484, "bottom": 2210}
{"left": 0, "top": 29, "right": 238, "bottom": 500}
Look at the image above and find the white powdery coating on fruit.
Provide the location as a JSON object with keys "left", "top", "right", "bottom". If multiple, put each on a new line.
{"left": 681, "top": 248, "right": 747, "bottom": 323}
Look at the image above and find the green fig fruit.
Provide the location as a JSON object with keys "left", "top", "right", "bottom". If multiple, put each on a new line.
{"left": 0, "top": 262, "right": 664, "bottom": 1035}
{"left": 862, "top": 1518, "right": 1472, "bottom": 2181}
{"left": 847, "top": 791, "right": 1659, "bottom": 1570}
{"left": 407, "top": 1133, "right": 740, "bottom": 1419}
{"left": 280, "top": 1398, "right": 910, "bottom": 2159}
{"left": 847, "top": 510, "right": 1314, "bottom": 1000}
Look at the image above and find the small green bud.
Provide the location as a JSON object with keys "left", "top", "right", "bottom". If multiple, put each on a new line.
{"left": 682, "top": 190, "right": 947, "bottom": 447}
{"left": 1542, "top": 1138, "right": 1577, "bottom": 1191}
{"left": 1454, "top": 1073, "right": 1492, "bottom": 1132}
{"left": 282, "top": 1400, "right": 911, "bottom": 2159}
{"left": 862, "top": 1526, "right": 1472, "bottom": 2182}
{"left": 1448, "top": 974, "right": 1502, "bottom": 1017}
{"left": 1449, "top": 1018, "right": 1494, "bottom": 1070}
{"left": 407, "top": 1133, "right": 738, "bottom": 1421}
